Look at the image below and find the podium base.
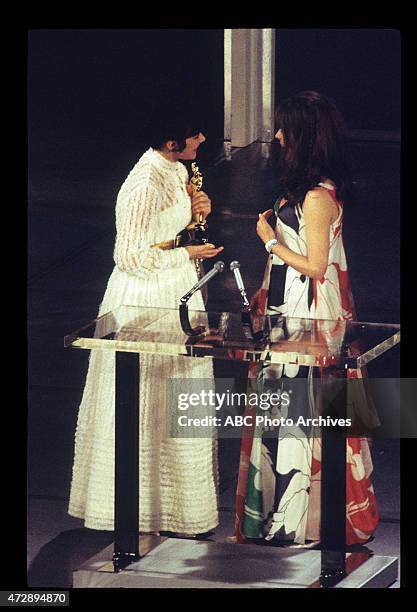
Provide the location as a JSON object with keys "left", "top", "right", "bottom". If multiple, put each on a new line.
{"left": 73, "top": 538, "right": 398, "bottom": 589}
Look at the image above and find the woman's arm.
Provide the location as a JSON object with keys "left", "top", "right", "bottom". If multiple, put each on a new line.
{"left": 113, "top": 185, "right": 190, "bottom": 276}
{"left": 256, "top": 190, "right": 335, "bottom": 280}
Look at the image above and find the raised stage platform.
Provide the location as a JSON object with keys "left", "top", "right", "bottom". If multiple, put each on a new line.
{"left": 73, "top": 536, "right": 398, "bottom": 589}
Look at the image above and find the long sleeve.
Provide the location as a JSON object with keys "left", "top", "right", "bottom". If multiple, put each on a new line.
{"left": 113, "top": 184, "right": 190, "bottom": 277}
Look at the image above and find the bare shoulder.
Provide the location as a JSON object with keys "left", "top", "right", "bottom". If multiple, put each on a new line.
{"left": 303, "top": 186, "right": 339, "bottom": 222}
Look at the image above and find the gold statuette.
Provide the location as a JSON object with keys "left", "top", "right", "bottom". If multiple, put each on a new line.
{"left": 185, "top": 162, "right": 208, "bottom": 244}
{"left": 187, "top": 162, "right": 209, "bottom": 303}
{"left": 191, "top": 161, "right": 203, "bottom": 191}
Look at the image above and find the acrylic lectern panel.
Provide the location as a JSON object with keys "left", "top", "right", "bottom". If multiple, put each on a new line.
{"left": 64, "top": 305, "right": 400, "bottom": 369}
{"left": 63, "top": 306, "right": 401, "bottom": 584}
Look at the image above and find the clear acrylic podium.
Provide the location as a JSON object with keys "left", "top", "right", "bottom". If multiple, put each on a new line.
{"left": 64, "top": 306, "right": 400, "bottom": 588}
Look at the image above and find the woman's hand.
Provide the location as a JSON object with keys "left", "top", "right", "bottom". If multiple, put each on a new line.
{"left": 256, "top": 209, "right": 275, "bottom": 244}
{"left": 191, "top": 191, "right": 212, "bottom": 221}
{"left": 185, "top": 243, "right": 224, "bottom": 260}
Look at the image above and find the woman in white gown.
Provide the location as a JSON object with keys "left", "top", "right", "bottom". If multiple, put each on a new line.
{"left": 68, "top": 106, "right": 223, "bottom": 535}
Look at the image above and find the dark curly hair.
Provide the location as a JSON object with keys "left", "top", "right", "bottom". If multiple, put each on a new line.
{"left": 275, "top": 91, "right": 352, "bottom": 206}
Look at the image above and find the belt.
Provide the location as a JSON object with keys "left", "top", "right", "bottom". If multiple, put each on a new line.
{"left": 151, "top": 218, "right": 206, "bottom": 251}
{"left": 151, "top": 236, "right": 182, "bottom": 250}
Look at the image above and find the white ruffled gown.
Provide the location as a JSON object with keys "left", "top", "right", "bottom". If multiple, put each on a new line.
{"left": 68, "top": 148, "right": 219, "bottom": 534}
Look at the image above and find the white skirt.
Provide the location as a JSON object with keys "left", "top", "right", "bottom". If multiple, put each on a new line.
{"left": 68, "top": 262, "right": 219, "bottom": 533}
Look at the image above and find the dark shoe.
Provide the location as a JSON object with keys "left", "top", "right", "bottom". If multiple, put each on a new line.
{"left": 159, "top": 530, "right": 215, "bottom": 540}
{"left": 195, "top": 530, "right": 215, "bottom": 540}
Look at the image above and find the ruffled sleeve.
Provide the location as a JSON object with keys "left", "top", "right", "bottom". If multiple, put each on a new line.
{"left": 113, "top": 184, "right": 190, "bottom": 277}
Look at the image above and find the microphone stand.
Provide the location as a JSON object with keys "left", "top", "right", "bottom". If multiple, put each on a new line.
{"left": 230, "top": 260, "right": 268, "bottom": 343}
{"left": 179, "top": 261, "right": 225, "bottom": 336}
{"left": 241, "top": 306, "right": 256, "bottom": 341}
{"left": 179, "top": 302, "right": 205, "bottom": 337}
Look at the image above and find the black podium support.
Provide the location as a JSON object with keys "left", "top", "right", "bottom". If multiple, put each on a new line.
{"left": 113, "top": 351, "right": 141, "bottom": 572}
{"left": 320, "top": 365, "right": 348, "bottom": 587}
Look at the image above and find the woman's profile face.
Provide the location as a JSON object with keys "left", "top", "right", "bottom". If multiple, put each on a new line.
{"left": 275, "top": 129, "right": 285, "bottom": 147}
{"left": 178, "top": 132, "right": 206, "bottom": 160}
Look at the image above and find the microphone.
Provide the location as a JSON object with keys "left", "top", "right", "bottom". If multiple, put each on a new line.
{"left": 181, "top": 261, "right": 225, "bottom": 304}
{"left": 230, "top": 261, "right": 250, "bottom": 308}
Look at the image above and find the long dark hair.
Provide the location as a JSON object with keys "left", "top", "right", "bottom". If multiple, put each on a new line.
{"left": 275, "top": 91, "right": 352, "bottom": 206}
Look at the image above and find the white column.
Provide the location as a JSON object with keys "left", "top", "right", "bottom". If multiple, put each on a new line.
{"left": 224, "top": 28, "right": 275, "bottom": 147}
{"left": 260, "top": 28, "right": 276, "bottom": 143}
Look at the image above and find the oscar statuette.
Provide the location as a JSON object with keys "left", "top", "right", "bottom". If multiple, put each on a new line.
{"left": 181, "top": 162, "right": 210, "bottom": 303}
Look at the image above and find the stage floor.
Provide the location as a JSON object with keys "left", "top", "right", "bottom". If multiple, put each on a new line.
{"left": 73, "top": 536, "right": 398, "bottom": 589}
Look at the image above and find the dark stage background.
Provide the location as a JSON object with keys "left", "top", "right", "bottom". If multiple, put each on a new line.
{"left": 27, "top": 29, "right": 400, "bottom": 586}
{"left": 28, "top": 28, "right": 400, "bottom": 319}
{"left": 275, "top": 28, "right": 400, "bottom": 132}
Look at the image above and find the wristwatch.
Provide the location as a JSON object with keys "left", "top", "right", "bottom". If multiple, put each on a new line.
{"left": 265, "top": 238, "right": 278, "bottom": 253}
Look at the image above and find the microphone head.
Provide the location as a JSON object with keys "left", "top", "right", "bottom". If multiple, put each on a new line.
{"left": 230, "top": 260, "right": 240, "bottom": 271}
{"left": 214, "top": 261, "right": 225, "bottom": 273}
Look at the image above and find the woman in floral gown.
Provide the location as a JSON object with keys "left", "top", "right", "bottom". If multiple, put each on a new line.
{"left": 232, "top": 91, "right": 379, "bottom": 546}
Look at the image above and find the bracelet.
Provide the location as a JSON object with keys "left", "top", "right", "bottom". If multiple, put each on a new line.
{"left": 265, "top": 238, "right": 278, "bottom": 253}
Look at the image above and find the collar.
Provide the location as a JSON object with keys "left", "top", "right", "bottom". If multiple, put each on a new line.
{"left": 148, "top": 147, "right": 179, "bottom": 172}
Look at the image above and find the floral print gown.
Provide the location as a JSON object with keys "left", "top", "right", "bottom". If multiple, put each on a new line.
{"left": 234, "top": 182, "right": 379, "bottom": 545}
